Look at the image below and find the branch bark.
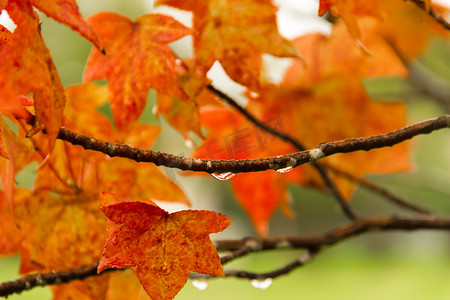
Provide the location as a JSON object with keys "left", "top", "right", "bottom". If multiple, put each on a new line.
{"left": 2, "top": 215, "right": 449, "bottom": 297}
{"left": 57, "top": 115, "right": 449, "bottom": 174}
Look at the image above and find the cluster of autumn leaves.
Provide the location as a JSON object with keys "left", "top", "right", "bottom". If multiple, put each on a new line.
{"left": 0, "top": 0, "right": 448, "bottom": 299}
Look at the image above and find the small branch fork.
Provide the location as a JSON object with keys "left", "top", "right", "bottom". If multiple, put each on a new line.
{"left": 2, "top": 216, "right": 450, "bottom": 296}
{"left": 57, "top": 115, "right": 449, "bottom": 175}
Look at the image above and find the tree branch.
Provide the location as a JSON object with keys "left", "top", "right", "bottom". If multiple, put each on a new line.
{"left": 0, "top": 265, "right": 101, "bottom": 297}
{"left": 325, "top": 164, "right": 433, "bottom": 215}
{"left": 207, "top": 84, "right": 357, "bottom": 219}
{"left": 56, "top": 115, "right": 449, "bottom": 175}
{"left": 214, "top": 216, "right": 450, "bottom": 253}
{"left": 2, "top": 215, "right": 449, "bottom": 297}
{"left": 222, "top": 251, "right": 315, "bottom": 280}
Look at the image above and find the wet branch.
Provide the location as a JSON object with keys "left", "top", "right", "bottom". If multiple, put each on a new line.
{"left": 325, "top": 164, "right": 433, "bottom": 214}
{"left": 57, "top": 115, "right": 449, "bottom": 176}
{"left": 2, "top": 215, "right": 449, "bottom": 296}
{"left": 0, "top": 265, "right": 100, "bottom": 297}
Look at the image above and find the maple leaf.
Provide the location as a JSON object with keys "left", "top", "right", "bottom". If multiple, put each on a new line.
{"left": 0, "top": 1, "right": 66, "bottom": 153}
{"left": 376, "top": 0, "right": 450, "bottom": 61}
{"left": 155, "top": 94, "right": 203, "bottom": 142}
{"left": 156, "top": 0, "right": 298, "bottom": 91}
{"left": 231, "top": 171, "right": 297, "bottom": 235}
{"left": 318, "top": 0, "right": 449, "bottom": 60}
{"left": 283, "top": 22, "right": 408, "bottom": 89}
{"left": 83, "top": 12, "right": 191, "bottom": 132}
{"left": 318, "top": 0, "right": 381, "bottom": 47}
{"left": 105, "top": 270, "right": 150, "bottom": 300}
{"left": 12, "top": 188, "right": 106, "bottom": 273}
{"left": 256, "top": 83, "right": 409, "bottom": 200}
{"left": 98, "top": 192, "right": 231, "bottom": 300}
{"left": 28, "top": 0, "right": 102, "bottom": 50}
{"left": 257, "top": 25, "right": 411, "bottom": 198}
{"left": 51, "top": 275, "right": 109, "bottom": 300}
{"left": 63, "top": 83, "right": 114, "bottom": 141}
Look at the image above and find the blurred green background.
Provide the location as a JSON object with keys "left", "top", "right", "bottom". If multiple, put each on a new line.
{"left": 1, "top": 0, "right": 449, "bottom": 299}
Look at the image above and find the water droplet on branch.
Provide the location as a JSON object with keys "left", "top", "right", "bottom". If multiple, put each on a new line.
{"left": 250, "top": 278, "right": 272, "bottom": 290}
{"left": 211, "top": 172, "right": 235, "bottom": 181}
{"left": 276, "top": 166, "right": 293, "bottom": 173}
{"left": 192, "top": 279, "right": 208, "bottom": 291}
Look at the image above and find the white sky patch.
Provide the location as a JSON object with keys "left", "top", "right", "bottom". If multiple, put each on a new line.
{"left": 153, "top": 200, "right": 190, "bottom": 213}
{"left": 207, "top": 61, "right": 248, "bottom": 106}
{"left": 0, "top": 10, "right": 16, "bottom": 32}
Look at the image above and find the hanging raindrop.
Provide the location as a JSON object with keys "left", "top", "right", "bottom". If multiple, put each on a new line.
{"left": 192, "top": 279, "right": 208, "bottom": 291}
{"left": 211, "top": 172, "right": 235, "bottom": 181}
{"left": 276, "top": 166, "right": 293, "bottom": 173}
{"left": 250, "top": 278, "right": 273, "bottom": 290}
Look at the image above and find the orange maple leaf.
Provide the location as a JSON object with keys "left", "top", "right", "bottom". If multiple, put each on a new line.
{"left": 155, "top": 94, "right": 203, "bottom": 142}
{"left": 156, "top": 0, "right": 298, "bottom": 91}
{"left": 0, "top": 1, "right": 65, "bottom": 153}
{"left": 98, "top": 192, "right": 231, "bottom": 300}
{"left": 51, "top": 275, "right": 109, "bottom": 300}
{"left": 318, "top": 0, "right": 381, "bottom": 48}
{"left": 13, "top": 188, "right": 106, "bottom": 273}
{"left": 28, "top": 0, "right": 102, "bottom": 50}
{"left": 255, "top": 24, "right": 411, "bottom": 199}
{"left": 105, "top": 270, "right": 150, "bottom": 300}
{"left": 318, "top": 0, "right": 449, "bottom": 59}
{"left": 376, "top": 0, "right": 449, "bottom": 61}
{"left": 83, "top": 12, "right": 191, "bottom": 132}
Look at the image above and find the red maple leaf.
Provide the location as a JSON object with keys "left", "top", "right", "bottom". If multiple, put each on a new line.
{"left": 98, "top": 192, "right": 231, "bottom": 300}
{"left": 83, "top": 12, "right": 191, "bottom": 131}
{"left": 156, "top": 0, "right": 299, "bottom": 91}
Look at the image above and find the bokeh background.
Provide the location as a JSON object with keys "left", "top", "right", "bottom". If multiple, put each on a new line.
{"left": 1, "top": 0, "right": 449, "bottom": 299}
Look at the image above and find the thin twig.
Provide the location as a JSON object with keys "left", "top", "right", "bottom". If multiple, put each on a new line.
{"left": 222, "top": 251, "right": 315, "bottom": 280}
{"left": 325, "top": 164, "right": 433, "bottom": 214}
{"left": 207, "top": 84, "right": 357, "bottom": 220}
{"left": 56, "top": 115, "right": 449, "bottom": 174}
{"left": 2, "top": 215, "right": 449, "bottom": 297}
